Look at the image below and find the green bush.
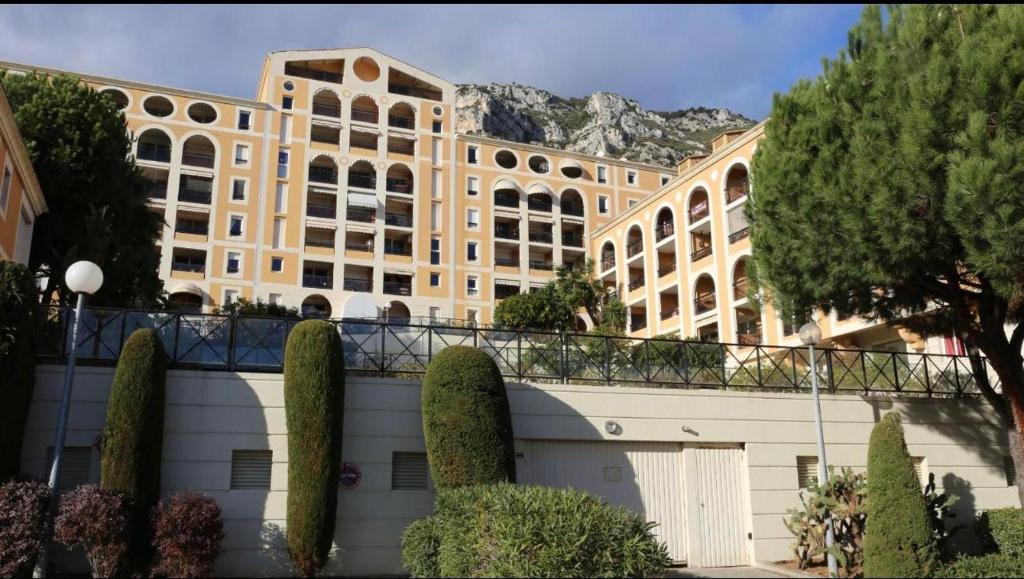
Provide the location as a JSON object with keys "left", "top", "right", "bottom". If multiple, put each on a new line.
{"left": 933, "top": 554, "right": 1024, "bottom": 578}
{"left": 864, "top": 413, "right": 938, "bottom": 577}
{"left": 0, "top": 261, "right": 38, "bottom": 481}
{"left": 283, "top": 320, "right": 345, "bottom": 576}
{"left": 976, "top": 507, "right": 1024, "bottom": 558}
{"left": 402, "top": 483, "right": 670, "bottom": 578}
{"left": 421, "top": 346, "right": 515, "bottom": 487}
{"left": 784, "top": 467, "right": 867, "bottom": 577}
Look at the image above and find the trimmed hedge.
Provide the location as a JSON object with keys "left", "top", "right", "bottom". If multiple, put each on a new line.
{"left": 977, "top": 507, "right": 1024, "bottom": 558}
{"left": 864, "top": 413, "right": 938, "bottom": 577}
{"left": 934, "top": 554, "right": 1024, "bottom": 578}
{"left": 421, "top": 346, "right": 515, "bottom": 488}
{"left": 401, "top": 483, "right": 670, "bottom": 578}
{"left": 284, "top": 320, "right": 345, "bottom": 576}
{"left": 0, "top": 261, "right": 38, "bottom": 481}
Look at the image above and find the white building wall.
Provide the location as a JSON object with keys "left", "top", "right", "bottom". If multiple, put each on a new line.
{"left": 21, "top": 366, "right": 1020, "bottom": 576}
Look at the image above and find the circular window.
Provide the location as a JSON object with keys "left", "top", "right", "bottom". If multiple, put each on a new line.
{"left": 495, "top": 150, "right": 518, "bottom": 170}
{"left": 528, "top": 155, "right": 550, "bottom": 174}
{"left": 100, "top": 88, "right": 129, "bottom": 111}
{"left": 432, "top": 105, "right": 443, "bottom": 117}
{"left": 187, "top": 102, "right": 217, "bottom": 124}
{"left": 353, "top": 57, "right": 381, "bottom": 82}
{"left": 143, "top": 95, "right": 174, "bottom": 118}
{"left": 283, "top": 80, "right": 295, "bottom": 92}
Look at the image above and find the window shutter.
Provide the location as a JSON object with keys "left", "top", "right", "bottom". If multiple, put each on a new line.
{"left": 391, "top": 452, "right": 429, "bottom": 490}
{"left": 796, "top": 456, "right": 819, "bottom": 489}
{"left": 1005, "top": 456, "right": 1017, "bottom": 487}
{"left": 46, "top": 447, "right": 94, "bottom": 491}
{"left": 231, "top": 450, "right": 272, "bottom": 490}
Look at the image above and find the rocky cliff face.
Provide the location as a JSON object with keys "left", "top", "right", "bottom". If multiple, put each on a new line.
{"left": 455, "top": 83, "right": 756, "bottom": 167}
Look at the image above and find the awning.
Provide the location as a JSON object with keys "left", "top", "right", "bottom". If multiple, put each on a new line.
{"left": 528, "top": 183, "right": 553, "bottom": 195}
{"left": 347, "top": 192, "right": 378, "bottom": 210}
{"left": 494, "top": 279, "right": 520, "bottom": 288}
{"left": 383, "top": 267, "right": 413, "bottom": 276}
{"left": 493, "top": 178, "right": 520, "bottom": 192}
{"left": 179, "top": 167, "right": 214, "bottom": 178}
{"left": 559, "top": 159, "right": 584, "bottom": 177}
{"left": 390, "top": 132, "right": 416, "bottom": 141}
{"left": 345, "top": 222, "right": 375, "bottom": 234}
{"left": 168, "top": 282, "right": 203, "bottom": 297}
{"left": 305, "top": 219, "right": 337, "bottom": 231}
{"left": 528, "top": 215, "right": 554, "bottom": 224}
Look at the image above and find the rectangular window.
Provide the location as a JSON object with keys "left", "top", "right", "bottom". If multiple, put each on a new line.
{"left": 230, "top": 450, "right": 272, "bottom": 490}
{"left": 627, "top": 170, "right": 637, "bottom": 185}
{"left": 223, "top": 289, "right": 238, "bottom": 304}
{"left": 229, "top": 216, "right": 243, "bottom": 237}
{"left": 273, "top": 218, "right": 284, "bottom": 249}
{"left": 232, "top": 179, "right": 246, "bottom": 201}
{"left": 271, "top": 256, "right": 283, "bottom": 272}
{"left": 467, "top": 275, "right": 478, "bottom": 296}
{"left": 430, "top": 237, "right": 440, "bottom": 265}
{"left": 429, "top": 306, "right": 440, "bottom": 322}
{"left": 268, "top": 293, "right": 281, "bottom": 305}
{"left": 797, "top": 456, "right": 818, "bottom": 489}
{"left": 431, "top": 203, "right": 441, "bottom": 230}
{"left": 598, "top": 195, "right": 609, "bottom": 214}
{"left": 432, "top": 120, "right": 442, "bottom": 134}
{"left": 237, "top": 110, "right": 252, "bottom": 131}
{"left": 467, "top": 208, "right": 479, "bottom": 229}
{"left": 467, "top": 145, "right": 479, "bottom": 164}
{"left": 275, "top": 182, "right": 286, "bottom": 213}
{"left": 226, "top": 252, "right": 240, "bottom": 274}
{"left": 0, "top": 166, "right": 11, "bottom": 212}
{"left": 391, "top": 452, "right": 429, "bottom": 490}
{"left": 467, "top": 176, "right": 479, "bottom": 196}
{"left": 597, "top": 165, "right": 607, "bottom": 184}
{"left": 45, "top": 446, "right": 93, "bottom": 490}
{"left": 277, "top": 150, "right": 289, "bottom": 179}
{"left": 234, "top": 144, "right": 250, "bottom": 166}
{"left": 467, "top": 241, "right": 478, "bottom": 262}
{"left": 431, "top": 169, "right": 442, "bottom": 199}
{"left": 430, "top": 272, "right": 440, "bottom": 287}
{"left": 281, "top": 95, "right": 293, "bottom": 110}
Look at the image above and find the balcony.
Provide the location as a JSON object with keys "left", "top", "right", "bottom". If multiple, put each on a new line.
{"left": 174, "top": 221, "right": 208, "bottom": 236}
{"left": 630, "top": 316, "right": 647, "bottom": 332}
{"left": 306, "top": 203, "right": 336, "bottom": 219}
{"left": 733, "top": 278, "right": 750, "bottom": 300}
{"left": 527, "top": 199, "right": 552, "bottom": 213}
{"left": 344, "top": 278, "right": 373, "bottom": 292}
{"left": 352, "top": 109, "right": 378, "bottom": 124}
{"left": 737, "top": 327, "right": 762, "bottom": 346}
{"left": 561, "top": 233, "right": 584, "bottom": 248}
{"left": 694, "top": 295, "right": 716, "bottom": 315}
{"left": 285, "top": 63, "right": 342, "bottom": 84}
{"left": 655, "top": 222, "right": 675, "bottom": 241}
{"left": 181, "top": 152, "right": 215, "bottom": 169}
{"left": 529, "top": 259, "right": 553, "bottom": 271}
{"left": 627, "top": 239, "right": 643, "bottom": 258}
{"left": 725, "top": 182, "right": 749, "bottom": 204}
{"left": 305, "top": 236, "right": 335, "bottom": 249}
{"left": 691, "top": 246, "right": 712, "bottom": 262}
{"left": 562, "top": 202, "right": 584, "bottom": 217}
{"left": 384, "top": 213, "right": 413, "bottom": 227}
{"left": 346, "top": 207, "right": 375, "bottom": 223}
{"left": 171, "top": 256, "right": 206, "bottom": 274}
{"left": 302, "top": 274, "right": 333, "bottom": 290}
{"left": 495, "top": 285, "right": 519, "bottom": 300}
{"left": 385, "top": 177, "right": 411, "bottom": 194}
{"left": 495, "top": 192, "right": 519, "bottom": 208}
{"left": 494, "top": 257, "right": 520, "bottom": 268}
{"left": 178, "top": 187, "right": 211, "bottom": 205}
{"left": 660, "top": 307, "right": 680, "bottom": 321}
{"left": 349, "top": 173, "right": 377, "bottom": 190}
{"left": 384, "top": 242, "right": 412, "bottom": 256}
{"left": 312, "top": 102, "right": 341, "bottom": 118}
{"left": 628, "top": 277, "right": 645, "bottom": 291}
{"left": 689, "top": 203, "right": 709, "bottom": 223}
{"left": 309, "top": 166, "right": 338, "bottom": 186}
{"left": 147, "top": 181, "right": 168, "bottom": 199}
{"left": 729, "top": 227, "right": 751, "bottom": 244}
{"left": 138, "top": 142, "right": 171, "bottom": 163}
{"left": 529, "top": 231, "right": 553, "bottom": 244}
{"left": 344, "top": 240, "right": 374, "bottom": 252}
{"left": 383, "top": 281, "right": 412, "bottom": 296}
{"left": 601, "top": 258, "right": 615, "bottom": 271}
{"left": 387, "top": 115, "right": 415, "bottom": 130}
{"left": 658, "top": 263, "right": 676, "bottom": 277}
{"left": 495, "top": 228, "right": 520, "bottom": 241}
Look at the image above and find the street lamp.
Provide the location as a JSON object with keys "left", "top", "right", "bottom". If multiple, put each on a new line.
{"left": 799, "top": 321, "right": 837, "bottom": 577}
{"left": 36, "top": 260, "right": 103, "bottom": 577}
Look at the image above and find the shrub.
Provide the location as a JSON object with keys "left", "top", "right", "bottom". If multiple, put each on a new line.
{"left": 421, "top": 346, "right": 515, "bottom": 487}
{"left": 284, "top": 320, "right": 345, "bottom": 576}
{"left": 933, "top": 554, "right": 1024, "bottom": 578}
{"left": 151, "top": 491, "right": 224, "bottom": 578}
{"left": 0, "top": 480, "right": 49, "bottom": 577}
{"left": 0, "top": 261, "right": 38, "bottom": 481}
{"left": 53, "top": 485, "right": 132, "bottom": 578}
{"left": 976, "top": 507, "right": 1024, "bottom": 558}
{"left": 863, "top": 413, "right": 938, "bottom": 577}
{"left": 784, "top": 467, "right": 867, "bottom": 577}
{"left": 401, "top": 483, "right": 670, "bottom": 578}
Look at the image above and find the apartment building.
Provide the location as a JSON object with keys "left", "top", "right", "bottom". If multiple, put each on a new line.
{"left": 0, "top": 84, "right": 47, "bottom": 264}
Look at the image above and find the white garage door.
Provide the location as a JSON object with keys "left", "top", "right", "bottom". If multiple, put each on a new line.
{"left": 684, "top": 446, "right": 751, "bottom": 567}
{"left": 517, "top": 440, "right": 688, "bottom": 563}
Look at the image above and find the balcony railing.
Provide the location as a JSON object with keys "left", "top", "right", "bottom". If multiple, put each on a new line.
{"left": 661, "top": 307, "right": 680, "bottom": 320}
{"left": 306, "top": 203, "right": 336, "bottom": 219}
{"left": 733, "top": 279, "right": 750, "bottom": 300}
{"left": 303, "top": 274, "right": 333, "bottom": 289}
{"left": 384, "top": 213, "right": 413, "bottom": 227}
{"left": 495, "top": 193, "right": 519, "bottom": 208}
{"left": 561, "top": 234, "right": 584, "bottom": 247}
{"left": 175, "top": 223, "right": 208, "bottom": 236}
{"left": 345, "top": 240, "right": 374, "bottom": 252}
{"left": 529, "top": 260, "right": 553, "bottom": 271}
{"left": 349, "top": 173, "right": 377, "bottom": 190}
{"left": 691, "top": 246, "right": 712, "bottom": 262}
{"left": 529, "top": 232, "right": 553, "bottom": 244}
{"left": 628, "top": 277, "right": 645, "bottom": 291}
{"left": 384, "top": 243, "right": 412, "bottom": 256}
{"left": 148, "top": 182, "right": 168, "bottom": 199}
{"left": 285, "top": 64, "right": 342, "bottom": 84}
{"left": 601, "top": 258, "right": 615, "bottom": 271}
{"left": 383, "top": 281, "right": 412, "bottom": 296}
{"left": 737, "top": 328, "right": 762, "bottom": 346}
{"left": 178, "top": 189, "right": 212, "bottom": 205}
{"left": 630, "top": 317, "right": 647, "bottom": 331}
{"left": 385, "top": 177, "right": 411, "bottom": 194}
{"left": 562, "top": 203, "right": 584, "bottom": 217}
{"left": 627, "top": 239, "right": 644, "bottom": 258}
{"left": 344, "top": 278, "right": 372, "bottom": 292}
{"left": 138, "top": 143, "right": 171, "bottom": 163}
{"left": 304, "top": 237, "right": 335, "bottom": 248}
{"left": 494, "top": 257, "right": 520, "bottom": 268}
{"left": 655, "top": 222, "right": 675, "bottom": 241}
{"left": 495, "top": 228, "right": 520, "bottom": 241}
{"left": 181, "top": 152, "right": 215, "bottom": 169}
{"left": 726, "top": 182, "right": 749, "bottom": 204}
{"left": 346, "top": 208, "right": 375, "bottom": 223}
{"left": 528, "top": 200, "right": 552, "bottom": 213}
{"left": 729, "top": 227, "right": 751, "bottom": 244}
{"left": 39, "top": 305, "right": 992, "bottom": 397}
{"left": 309, "top": 167, "right": 338, "bottom": 185}
{"left": 388, "top": 116, "right": 415, "bottom": 130}
{"left": 658, "top": 263, "right": 677, "bottom": 277}
{"left": 312, "top": 103, "right": 341, "bottom": 118}
{"left": 171, "top": 261, "right": 205, "bottom": 273}
{"left": 352, "top": 109, "right": 378, "bottom": 124}
{"left": 694, "top": 295, "right": 716, "bottom": 315}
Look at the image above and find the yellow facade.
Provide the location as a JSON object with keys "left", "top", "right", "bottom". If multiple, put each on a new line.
{"left": 0, "top": 84, "right": 47, "bottom": 264}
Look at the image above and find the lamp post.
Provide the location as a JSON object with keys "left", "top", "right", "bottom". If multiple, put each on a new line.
{"left": 799, "top": 321, "right": 837, "bottom": 577}
{"left": 36, "top": 261, "right": 104, "bottom": 578}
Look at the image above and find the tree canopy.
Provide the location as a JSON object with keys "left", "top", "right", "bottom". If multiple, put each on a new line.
{"left": 0, "top": 72, "right": 164, "bottom": 307}
{"left": 748, "top": 4, "right": 1024, "bottom": 497}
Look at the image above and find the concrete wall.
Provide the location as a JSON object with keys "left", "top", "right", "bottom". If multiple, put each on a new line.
{"left": 22, "top": 365, "right": 1020, "bottom": 576}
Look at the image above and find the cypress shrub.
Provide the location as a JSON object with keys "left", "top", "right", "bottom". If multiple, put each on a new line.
{"left": 284, "top": 320, "right": 345, "bottom": 576}
{"left": 864, "top": 413, "right": 938, "bottom": 577}
{"left": 976, "top": 507, "right": 1024, "bottom": 558}
{"left": 0, "top": 261, "right": 38, "bottom": 481}
{"left": 421, "top": 346, "right": 515, "bottom": 488}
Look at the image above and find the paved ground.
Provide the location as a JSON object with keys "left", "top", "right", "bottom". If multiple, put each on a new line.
{"left": 665, "top": 565, "right": 795, "bottom": 578}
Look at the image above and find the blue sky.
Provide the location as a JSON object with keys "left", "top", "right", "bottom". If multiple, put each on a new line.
{"left": 0, "top": 4, "right": 863, "bottom": 119}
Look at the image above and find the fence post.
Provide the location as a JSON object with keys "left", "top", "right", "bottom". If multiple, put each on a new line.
{"left": 516, "top": 332, "right": 523, "bottom": 381}
{"left": 427, "top": 326, "right": 433, "bottom": 366}
{"left": 605, "top": 335, "right": 612, "bottom": 385}
{"left": 171, "top": 312, "right": 181, "bottom": 363}
{"left": 380, "top": 320, "right": 386, "bottom": 377}
{"left": 60, "top": 306, "right": 71, "bottom": 359}
{"left": 226, "top": 315, "right": 237, "bottom": 371}
{"left": 825, "top": 349, "right": 836, "bottom": 393}
{"left": 892, "top": 352, "right": 901, "bottom": 392}
{"left": 117, "top": 311, "right": 128, "bottom": 357}
{"left": 922, "top": 353, "right": 932, "bottom": 397}
{"left": 561, "top": 331, "right": 568, "bottom": 384}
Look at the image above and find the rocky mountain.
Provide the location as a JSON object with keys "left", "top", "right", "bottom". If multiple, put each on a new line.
{"left": 455, "top": 83, "right": 757, "bottom": 167}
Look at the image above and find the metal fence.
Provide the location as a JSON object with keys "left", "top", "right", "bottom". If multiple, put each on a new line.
{"left": 36, "top": 306, "right": 996, "bottom": 398}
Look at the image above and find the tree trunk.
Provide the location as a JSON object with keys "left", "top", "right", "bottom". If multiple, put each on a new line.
{"left": 1004, "top": 388, "right": 1024, "bottom": 507}
{"left": 976, "top": 339, "right": 1024, "bottom": 507}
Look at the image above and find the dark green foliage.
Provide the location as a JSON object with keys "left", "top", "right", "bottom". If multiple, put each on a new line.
{"left": 934, "top": 554, "right": 1024, "bottom": 578}
{"left": 401, "top": 483, "right": 670, "bottom": 578}
{"left": 747, "top": 4, "right": 1024, "bottom": 494}
{"left": 0, "top": 261, "right": 37, "bottom": 481}
{"left": 0, "top": 72, "right": 163, "bottom": 307}
{"left": 213, "top": 296, "right": 300, "bottom": 318}
{"left": 283, "top": 320, "right": 345, "bottom": 576}
{"left": 976, "top": 507, "right": 1024, "bottom": 558}
{"left": 421, "top": 346, "right": 515, "bottom": 487}
{"left": 493, "top": 259, "right": 625, "bottom": 332}
{"left": 492, "top": 285, "right": 571, "bottom": 331}
{"left": 0, "top": 480, "right": 49, "bottom": 577}
{"left": 864, "top": 413, "right": 938, "bottom": 577}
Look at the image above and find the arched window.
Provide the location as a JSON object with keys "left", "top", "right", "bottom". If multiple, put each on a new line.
{"left": 137, "top": 129, "right": 172, "bottom": 163}
{"left": 694, "top": 275, "right": 717, "bottom": 315}
{"left": 561, "top": 189, "right": 583, "bottom": 217}
{"left": 688, "top": 188, "right": 710, "bottom": 224}
{"left": 301, "top": 295, "right": 332, "bottom": 319}
{"left": 312, "top": 90, "right": 342, "bottom": 118}
{"left": 388, "top": 102, "right": 416, "bottom": 130}
{"left": 601, "top": 242, "right": 616, "bottom": 272}
{"left": 724, "top": 165, "right": 749, "bottom": 204}
{"left": 349, "top": 160, "right": 377, "bottom": 190}
{"left": 385, "top": 163, "right": 413, "bottom": 194}
{"left": 655, "top": 207, "right": 675, "bottom": 241}
{"left": 308, "top": 155, "right": 339, "bottom": 185}
{"left": 351, "top": 95, "right": 378, "bottom": 124}
{"left": 626, "top": 226, "right": 644, "bottom": 258}
{"left": 181, "top": 135, "right": 215, "bottom": 169}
